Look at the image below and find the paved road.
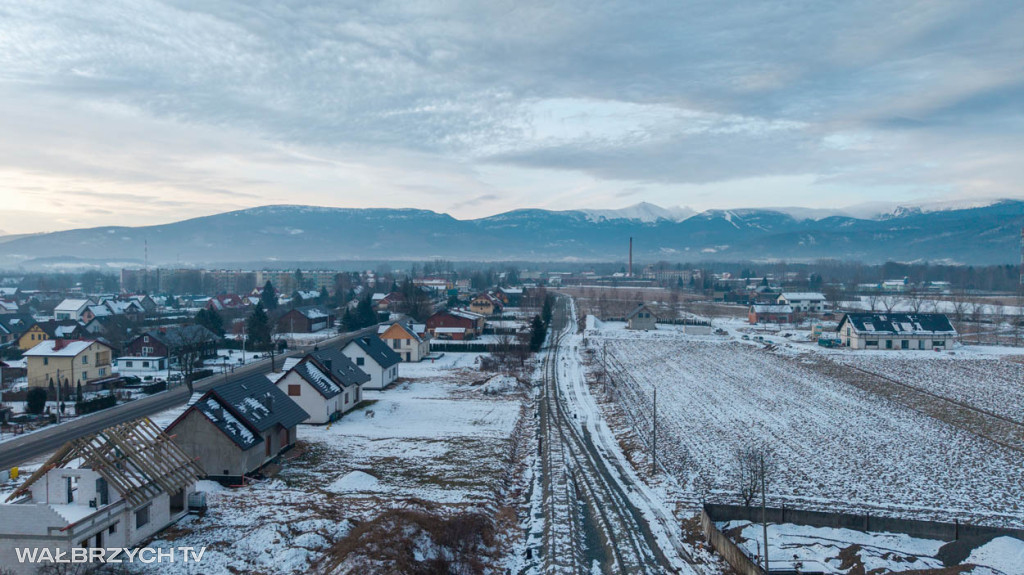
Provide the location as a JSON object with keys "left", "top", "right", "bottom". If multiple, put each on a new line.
{"left": 0, "top": 325, "right": 379, "bottom": 470}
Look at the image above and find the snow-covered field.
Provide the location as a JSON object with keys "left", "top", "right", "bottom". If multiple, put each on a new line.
{"left": 138, "top": 352, "right": 530, "bottom": 574}
{"left": 587, "top": 322, "right": 1024, "bottom": 527}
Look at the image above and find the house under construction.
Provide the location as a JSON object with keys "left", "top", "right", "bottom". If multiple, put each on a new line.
{"left": 0, "top": 418, "right": 205, "bottom": 574}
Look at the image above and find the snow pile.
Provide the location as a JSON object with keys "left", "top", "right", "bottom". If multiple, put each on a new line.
{"left": 480, "top": 375, "right": 521, "bottom": 395}
{"left": 966, "top": 536, "right": 1024, "bottom": 573}
{"left": 327, "top": 471, "right": 381, "bottom": 494}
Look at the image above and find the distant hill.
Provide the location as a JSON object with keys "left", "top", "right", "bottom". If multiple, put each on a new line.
{"left": 1, "top": 201, "right": 1022, "bottom": 268}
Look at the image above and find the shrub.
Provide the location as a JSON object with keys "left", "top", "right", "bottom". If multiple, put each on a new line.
{"left": 26, "top": 387, "right": 48, "bottom": 415}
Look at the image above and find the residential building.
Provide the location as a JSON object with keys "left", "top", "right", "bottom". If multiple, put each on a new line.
{"left": 114, "top": 356, "right": 168, "bottom": 375}
{"left": 276, "top": 306, "right": 335, "bottom": 334}
{"left": 274, "top": 348, "right": 369, "bottom": 424}
{"left": 626, "top": 303, "right": 657, "bottom": 330}
{"left": 0, "top": 313, "right": 34, "bottom": 346}
{"left": 24, "top": 339, "right": 114, "bottom": 389}
{"left": 53, "top": 298, "right": 93, "bottom": 321}
{"left": 341, "top": 336, "right": 401, "bottom": 390}
{"left": 837, "top": 313, "right": 957, "bottom": 350}
{"left": 0, "top": 419, "right": 203, "bottom": 575}
{"left": 777, "top": 292, "right": 827, "bottom": 313}
{"left": 165, "top": 373, "right": 309, "bottom": 483}
{"left": 378, "top": 321, "right": 430, "bottom": 362}
{"left": 469, "top": 293, "right": 503, "bottom": 316}
{"left": 749, "top": 304, "right": 794, "bottom": 324}
{"left": 426, "top": 309, "right": 486, "bottom": 338}
{"left": 17, "top": 320, "right": 84, "bottom": 351}
{"left": 123, "top": 325, "right": 219, "bottom": 361}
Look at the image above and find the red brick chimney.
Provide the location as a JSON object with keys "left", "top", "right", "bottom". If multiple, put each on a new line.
{"left": 52, "top": 338, "right": 67, "bottom": 351}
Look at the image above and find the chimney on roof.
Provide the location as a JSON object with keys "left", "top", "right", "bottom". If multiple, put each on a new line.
{"left": 53, "top": 338, "right": 66, "bottom": 351}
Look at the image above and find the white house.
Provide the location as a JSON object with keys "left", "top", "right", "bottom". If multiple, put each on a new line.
{"left": 0, "top": 419, "right": 203, "bottom": 575}
{"left": 777, "top": 292, "right": 827, "bottom": 313}
{"left": 837, "top": 313, "right": 957, "bottom": 350}
{"left": 115, "top": 355, "right": 168, "bottom": 377}
{"left": 341, "top": 336, "right": 401, "bottom": 390}
{"left": 52, "top": 298, "right": 92, "bottom": 321}
{"left": 274, "top": 348, "right": 370, "bottom": 424}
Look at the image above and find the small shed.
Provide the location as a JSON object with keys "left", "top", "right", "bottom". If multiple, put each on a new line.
{"left": 626, "top": 304, "right": 658, "bottom": 330}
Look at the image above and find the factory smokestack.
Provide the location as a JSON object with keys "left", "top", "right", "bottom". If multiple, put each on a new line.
{"left": 629, "top": 237, "right": 633, "bottom": 278}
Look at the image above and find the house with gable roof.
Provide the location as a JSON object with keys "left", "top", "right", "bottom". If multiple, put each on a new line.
{"left": 274, "top": 347, "right": 370, "bottom": 423}
{"left": 165, "top": 373, "right": 309, "bottom": 482}
{"left": 378, "top": 321, "right": 430, "bottom": 362}
{"left": 837, "top": 312, "right": 957, "bottom": 350}
{"left": 341, "top": 336, "right": 401, "bottom": 390}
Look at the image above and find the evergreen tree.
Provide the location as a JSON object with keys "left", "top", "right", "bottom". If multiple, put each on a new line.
{"left": 341, "top": 308, "right": 357, "bottom": 331}
{"left": 26, "top": 387, "right": 47, "bottom": 415}
{"left": 542, "top": 295, "right": 554, "bottom": 326}
{"left": 356, "top": 294, "right": 377, "bottom": 327}
{"left": 529, "top": 315, "right": 546, "bottom": 352}
{"left": 247, "top": 302, "right": 272, "bottom": 350}
{"left": 260, "top": 281, "right": 279, "bottom": 311}
{"left": 195, "top": 308, "right": 225, "bottom": 337}
{"left": 319, "top": 286, "right": 329, "bottom": 304}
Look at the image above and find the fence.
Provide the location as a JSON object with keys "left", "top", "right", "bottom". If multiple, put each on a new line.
{"left": 429, "top": 342, "right": 528, "bottom": 354}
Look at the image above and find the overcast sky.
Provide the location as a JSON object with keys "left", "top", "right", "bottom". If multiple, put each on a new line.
{"left": 1, "top": 1, "right": 1023, "bottom": 234}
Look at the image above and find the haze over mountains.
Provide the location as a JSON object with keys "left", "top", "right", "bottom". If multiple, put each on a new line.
{"left": 1, "top": 200, "right": 1021, "bottom": 269}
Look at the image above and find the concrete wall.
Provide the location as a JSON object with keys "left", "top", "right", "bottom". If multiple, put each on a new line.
{"left": 700, "top": 508, "right": 764, "bottom": 575}
{"left": 702, "top": 503, "right": 1024, "bottom": 568}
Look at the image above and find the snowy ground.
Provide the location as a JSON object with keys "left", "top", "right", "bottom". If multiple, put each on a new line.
{"left": 719, "top": 520, "right": 1024, "bottom": 574}
{"left": 585, "top": 319, "right": 1024, "bottom": 528}
{"left": 137, "top": 352, "right": 531, "bottom": 574}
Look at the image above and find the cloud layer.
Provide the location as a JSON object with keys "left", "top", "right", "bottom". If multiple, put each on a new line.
{"left": 0, "top": 0, "right": 1022, "bottom": 232}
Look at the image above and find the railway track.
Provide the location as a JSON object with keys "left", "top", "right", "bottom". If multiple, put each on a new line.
{"left": 538, "top": 296, "right": 684, "bottom": 575}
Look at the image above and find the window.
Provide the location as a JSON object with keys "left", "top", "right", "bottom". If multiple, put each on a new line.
{"left": 44, "top": 357, "right": 49, "bottom": 365}
{"left": 288, "top": 384, "right": 301, "bottom": 396}
{"left": 885, "top": 340, "right": 893, "bottom": 350}
{"left": 108, "top": 522, "right": 118, "bottom": 535}
{"left": 97, "top": 478, "right": 109, "bottom": 506}
{"left": 82, "top": 355, "right": 88, "bottom": 364}
{"left": 135, "top": 505, "right": 150, "bottom": 528}
{"left": 144, "top": 336, "right": 149, "bottom": 343}
{"left": 82, "top": 371, "right": 87, "bottom": 380}
{"left": 356, "top": 357, "right": 364, "bottom": 366}
{"left": 125, "top": 361, "right": 133, "bottom": 368}
{"left": 99, "top": 368, "right": 105, "bottom": 377}
{"left": 392, "top": 339, "right": 400, "bottom": 349}
{"left": 142, "top": 361, "right": 149, "bottom": 368}
{"left": 901, "top": 340, "right": 909, "bottom": 350}
{"left": 344, "top": 392, "right": 349, "bottom": 403}
{"left": 865, "top": 340, "right": 878, "bottom": 347}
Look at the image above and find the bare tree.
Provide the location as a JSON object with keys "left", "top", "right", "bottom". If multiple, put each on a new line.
{"left": 905, "top": 288, "right": 927, "bottom": 314}
{"left": 168, "top": 325, "right": 220, "bottom": 394}
{"left": 865, "top": 293, "right": 881, "bottom": 312}
{"left": 880, "top": 295, "right": 901, "bottom": 313}
{"left": 823, "top": 285, "right": 845, "bottom": 315}
{"left": 732, "top": 443, "right": 774, "bottom": 507}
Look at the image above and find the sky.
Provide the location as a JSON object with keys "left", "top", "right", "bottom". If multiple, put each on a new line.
{"left": 1, "top": 0, "right": 1023, "bottom": 234}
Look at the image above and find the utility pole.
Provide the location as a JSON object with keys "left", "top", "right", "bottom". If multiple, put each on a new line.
{"left": 651, "top": 386, "right": 658, "bottom": 475}
{"left": 55, "top": 368, "right": 61, "bottom": 425}
{"left": 761, "top": 451, "right": 769, "bottom": 574}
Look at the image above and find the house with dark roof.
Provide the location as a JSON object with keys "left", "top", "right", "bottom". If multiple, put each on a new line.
{"left": 837, "top": 313, "right": 957, "bottom": 350}
{"left": 274, "top": 348, "right": 370, "bottom": 423}
{"left": 276, "top": 306, "right": 335, "bottom": 333}
{"left": 17, "top": 320, "right": 85, "bottom": 350}
{"left": 341, "top": 336, "right": 401, "bottom": 390}
{"left": 123, "top": 325, "right": 219, "bottom": 360}
{"left": 166, "top": 373, "right": 310, "bottom": 482}
{"left": 0, "top": 313, "right": 34, "bottom": 347}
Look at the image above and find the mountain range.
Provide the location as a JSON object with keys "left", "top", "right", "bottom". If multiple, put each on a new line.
{"left": 1, "top": 200, "right": 1022, "bottom": 269}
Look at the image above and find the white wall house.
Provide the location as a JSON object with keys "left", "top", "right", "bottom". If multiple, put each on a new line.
{"left": 0, "top": 419, "right": 203, "bottom": 575}
{"left": 837, "top": 313, "right": 957, "bottom": 350}
{"left": 52, "top": 298, "right": 92, "bottom": 321}
{"left": 275, "top": 349, "right": 370, "bottom": 424}
{"left": 341, "top": 336, "right": 401, "bottom": 390}
{"left": 777, "top": 292, "right": 827, "bottom": 313}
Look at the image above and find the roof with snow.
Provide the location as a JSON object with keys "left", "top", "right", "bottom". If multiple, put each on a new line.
{"left": 304, "top": 347, "right": 370, "bottom": 393}
{"left": 54, "top": 298, "right": 92, "bottom": 312}
{"left": 838, "top": 313, "right": 956, "bottom": 336}
{"left": 178, "top": 373, "right": 309, "bottom": 450}
{"left": 779, "top": 292, "right": 826, "bottom": 301}
{"left": 751, "top": 304, "right": 794, "bottom": 313}
{"left": 626, "top": 303, "right": 657, "bottom": 320}
{"left": 24, "top": 339, "right": 107, "bottom": 357}
{"left": 346, "top": 336, "right": 401, "bottom": 369}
